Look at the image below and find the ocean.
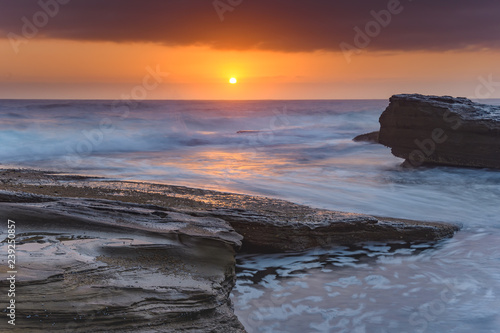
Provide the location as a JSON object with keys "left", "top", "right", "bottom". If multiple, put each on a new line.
{"left": 1, "top": 99, "right": 500, "bottom": 332}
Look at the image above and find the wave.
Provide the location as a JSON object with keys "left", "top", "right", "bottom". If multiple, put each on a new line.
{"left": 2, "top": 99, "right": 499, "bottom": 227}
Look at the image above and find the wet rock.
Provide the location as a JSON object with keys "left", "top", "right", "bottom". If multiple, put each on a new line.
{"left": 353, "top": 131, "right": 379, "bottom": 143}
{"left": 0, "top": 193, "right": 245, "bottom": 332}
{"left": 0, "top": 169, "right": 460, "bottom": 254}
{"left": 0, "top": 170, "right": 461, "bottom": 331}
{"left": 378, "top": 94, "right": 500, "bottom": 168}
{"left": 199, "top": 208, "right": 459, "bottom": 252}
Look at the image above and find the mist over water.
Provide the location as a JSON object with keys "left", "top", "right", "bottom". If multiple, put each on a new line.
{"left": 1, "top": 99, "right": 500, "bottom": 332}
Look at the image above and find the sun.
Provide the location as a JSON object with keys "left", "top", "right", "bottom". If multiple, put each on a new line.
{"left": 229, "top": 77, "right": 237, "bottom": 84}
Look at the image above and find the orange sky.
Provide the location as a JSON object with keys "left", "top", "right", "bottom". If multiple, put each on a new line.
{"left": 1, "top": 1, "right": 500, "bottom": 100}
{"left": 1, "top": 38, "right": 499, "bottom": 100}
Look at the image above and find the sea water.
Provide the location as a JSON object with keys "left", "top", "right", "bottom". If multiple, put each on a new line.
{"left": 1, "top": 99, "right": 499, "bottom": 332}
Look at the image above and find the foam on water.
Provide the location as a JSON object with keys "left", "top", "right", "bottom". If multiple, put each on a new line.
{"left": 232, "top": 230, "right": 500, "bottom": 332}
{"left": 1, "top": 99, "right": 500, "bottom": 332}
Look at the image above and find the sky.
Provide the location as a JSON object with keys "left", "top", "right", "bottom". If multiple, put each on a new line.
{"left": 1, "top": 0, "right": 500, "bottom": 100}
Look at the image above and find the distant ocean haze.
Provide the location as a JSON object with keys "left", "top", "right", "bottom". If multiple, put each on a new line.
{"left": 1, "top": 99, "right": 500, "bottom": 225}
{"left": 3, "top": 99, "right": 500, "bottom": 332}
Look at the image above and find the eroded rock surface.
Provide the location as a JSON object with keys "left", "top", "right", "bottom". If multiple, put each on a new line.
{"left": 199, "top": 208, "right": 458, "bottom": 252}
{"left": 378, "top": 94, "right": 500, "bottom": 168}
{"left": 0, "top": 169, "right": 460, "bottom": 331}
{"left": 0, "top": 193, "right": 245, "bottom": 332}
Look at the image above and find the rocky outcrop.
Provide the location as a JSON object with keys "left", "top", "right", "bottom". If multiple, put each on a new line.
{"left": 201, "top": 208, "right": 458, "bottom": 252}
{"left": 0, "top": 193, "right": 245, "bottom": 332}
{"left": 0, "top": 169, "right": 461, "bottom": 331}
{"left": 378, "top": 94, "right": 500, "bottom": 168}
{"left": 353, "top": 131, "right": 379, "bottom": 143}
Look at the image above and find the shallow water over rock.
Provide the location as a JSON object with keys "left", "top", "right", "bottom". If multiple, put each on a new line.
{"left": 2, "top": 99, "right": 500, "bottom": 332}
{"left": 231, "top": 227, "right": 500, "bottom": 332}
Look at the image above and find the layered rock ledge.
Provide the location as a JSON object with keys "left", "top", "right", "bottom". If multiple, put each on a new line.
{"left": 377, "top": 94, "right": 500, "bottom": 168}
{"left": 0, "top": 193, "right": 245, "bottom": 332}
{"left": 0, "top": 169, "right": 460, "bottom": 331}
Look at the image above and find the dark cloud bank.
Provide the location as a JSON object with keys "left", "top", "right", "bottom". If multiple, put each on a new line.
{"left": 1, "top": 0, "right": 499, "bottom": 52}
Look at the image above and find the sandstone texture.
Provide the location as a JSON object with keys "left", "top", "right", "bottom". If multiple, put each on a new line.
{"left": 0, "top": 169, "right": 460, "bottom": 331}
{"left": 0, "top": 192, "right": 245, "bottom": 332}
{"left": 378, "top": 94, "right": 500, "bottom": 168}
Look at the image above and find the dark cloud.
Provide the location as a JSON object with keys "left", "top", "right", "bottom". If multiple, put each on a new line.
{"left": 1, "top": 0, "right": 499, "bottom": 52}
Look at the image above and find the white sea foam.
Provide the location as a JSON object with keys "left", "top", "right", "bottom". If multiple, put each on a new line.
{"left": 2, "top": 99, "right": 500, "bottom": 332}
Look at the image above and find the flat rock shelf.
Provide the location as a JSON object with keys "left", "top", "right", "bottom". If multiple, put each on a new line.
{"left": 0, "top": 169, "right": 460, "bottom": 332}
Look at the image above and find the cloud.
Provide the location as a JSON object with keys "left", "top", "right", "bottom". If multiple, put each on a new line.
{"left": 1, "top": 0, "right": 499, "bottom": 52}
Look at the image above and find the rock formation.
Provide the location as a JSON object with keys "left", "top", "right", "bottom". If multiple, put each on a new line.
{"left": 201, "top": 208, "right": 458, "bottom": 252}
{"left": 378, "top": 94, "right": 500, "bottom": 168}
{"left": 353, "top": 131, "right": 379, "bottom": 143}
{"left": 0, "top": 169, "right": 460, "bottom": 331}
{"left": 0, "top": 193, "right": 245, "bottom": 332}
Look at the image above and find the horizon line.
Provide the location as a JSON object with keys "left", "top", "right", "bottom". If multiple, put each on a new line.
{"left": 2, "top": 97, "right": 500, "bottom": 102}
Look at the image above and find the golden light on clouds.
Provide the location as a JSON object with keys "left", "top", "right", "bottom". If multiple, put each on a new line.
{"left": 1, "top": 1, "right": 500, "bottom": 99}
{"left": 1, "top": 38, "right": 500, "bottom": 99}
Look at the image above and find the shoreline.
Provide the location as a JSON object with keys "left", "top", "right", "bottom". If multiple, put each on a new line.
{"left": 0, "top": 168, "right": 460, "bottom": 249}
{"left": 0, "top": 168, "right": 460, "bottom": 332}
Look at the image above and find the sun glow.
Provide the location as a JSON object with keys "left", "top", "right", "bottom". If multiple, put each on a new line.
{"left": 229, "top": 77, "right": 237, "bottom": 84}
